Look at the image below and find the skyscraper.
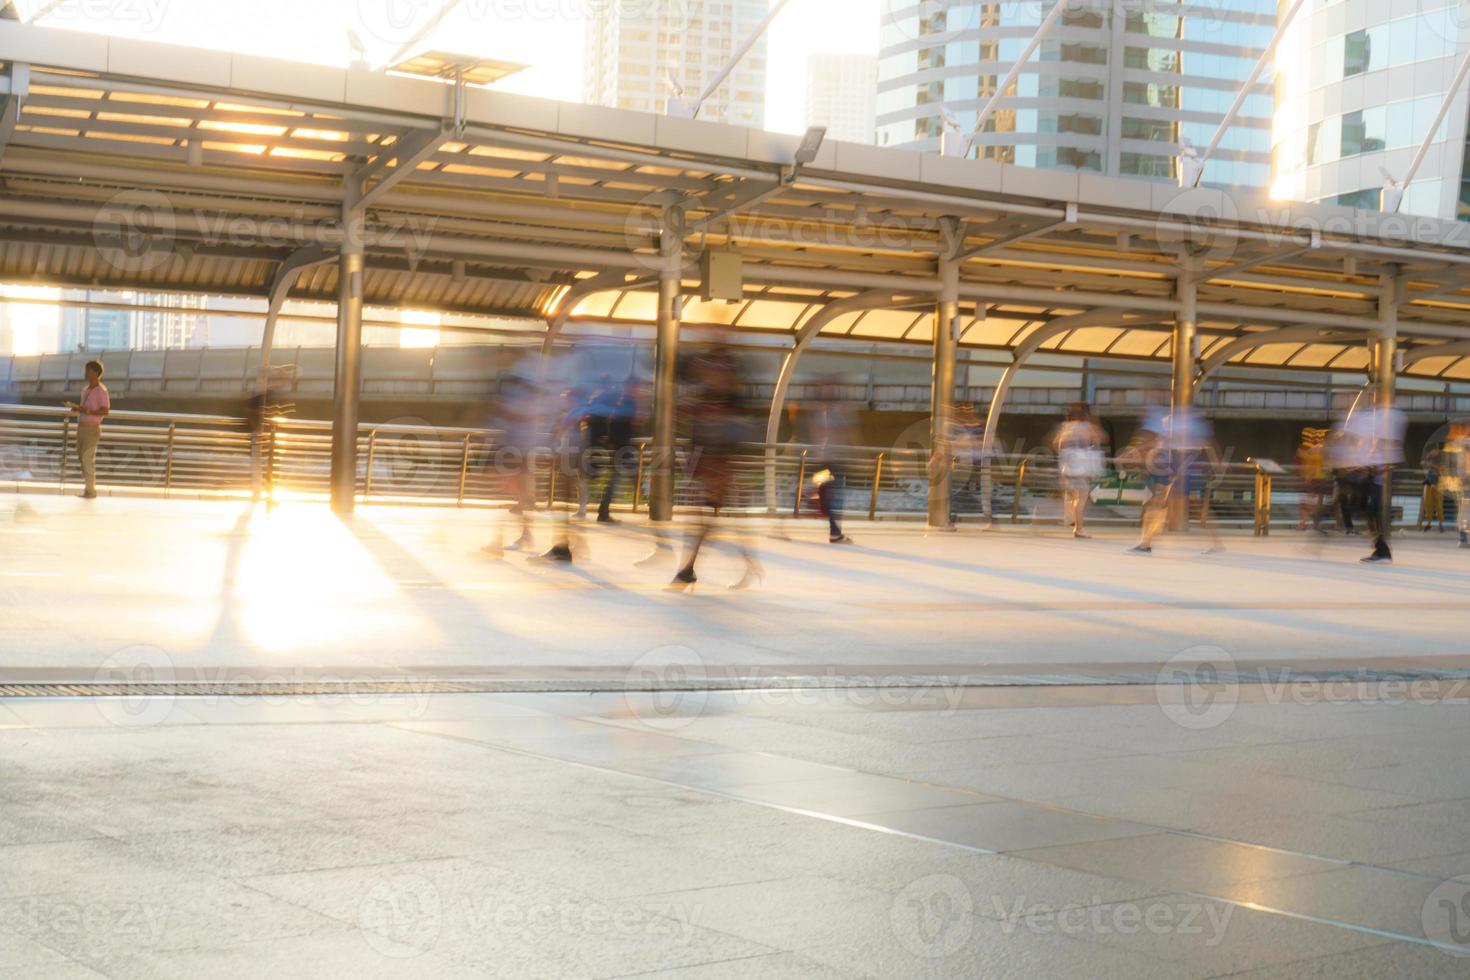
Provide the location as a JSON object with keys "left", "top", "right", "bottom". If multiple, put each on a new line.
{"left": 806, "top": 53, "right": 878, "bottom": 144}
{"left": 59, "top": 290, "right": 131, "bottom": 352}
{"left": 131, "top": 292, "right": 206, "bottom": 350}
{"left": 876, "top": 1, "right": 1276, "bottom": 186}
{"left": 1272, "top": 2, "right": 1468, "bottom": 220}
{"left": 584, "top": 0, "right": 771, "bottom": 128}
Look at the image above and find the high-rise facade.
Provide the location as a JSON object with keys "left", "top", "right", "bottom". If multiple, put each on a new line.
{"left": 876, "top": 0, "right": 1276, "bottom": 186}
{"left": 60, "top": 290, "right": 130, "bottom": 352}
{"left": 131, "top": 292, "right": 207, "bottom": 350}
{"left": 584, "top": 0, "right": 771, "bottom": 128}
{"left": 806, "top": 53, "right": 879, "bottom": 144}
{"left": 1272, "top": 1, "right": 1469, "bottom": 220}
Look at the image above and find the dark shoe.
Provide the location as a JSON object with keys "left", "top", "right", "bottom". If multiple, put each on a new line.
{"left": 667, "top": 567, "right": 697, "bottom": 592}
{"left": 532, "top": 544, "right": 574, "bottom": 564}
{"left": 1128, "top": 544, "right": 1152, "bottom": 555}
{"left": 596, "top": 513, "right": 619, "bottom": 525}
{"left": 829, "top": 534, "right": 854, "bottom": 545}
{"left": 1361, "top": 549, "right": 1392, "bottom": 564}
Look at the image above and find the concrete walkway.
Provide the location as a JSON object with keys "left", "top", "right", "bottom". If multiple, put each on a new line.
{"left": 3, "top": 684, "right": 1470, "bottom": 977}
{"left": 1, "top": 495, "right": 1467, "bottom": 683}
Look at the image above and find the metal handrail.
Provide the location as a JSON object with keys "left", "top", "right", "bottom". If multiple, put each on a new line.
{"left": 0, "top": 404, "right": 1438, "bottom": 530}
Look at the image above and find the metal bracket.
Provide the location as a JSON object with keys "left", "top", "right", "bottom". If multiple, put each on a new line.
{"left": 353, "top": 123, "right": 451, "bottom": 211}
{"left": 0, "top": 61, "right": 29, "bottom": 166}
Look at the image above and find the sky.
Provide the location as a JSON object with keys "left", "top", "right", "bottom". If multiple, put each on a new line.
{"left": 22, "top": 0, "right": 882, "bottom": 135}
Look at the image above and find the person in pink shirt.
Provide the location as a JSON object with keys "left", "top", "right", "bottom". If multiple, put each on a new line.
{"left": 65, "top": 360, "right": 110, "bottom": 499}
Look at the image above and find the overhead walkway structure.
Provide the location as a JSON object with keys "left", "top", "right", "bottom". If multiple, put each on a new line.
{"left": 3, "top": 21, "right": 1470, "bottom": 521}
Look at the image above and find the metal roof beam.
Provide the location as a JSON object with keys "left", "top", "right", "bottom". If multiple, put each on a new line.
{"left": 955, "top": 205, "right": 1076, "bottom": 262}
{"left": 1204, "top": 240, "right": 1315, "bottom": 284}
{"left": 686, "top": 178, "right": 784, "bottom": 236}
{"left": 354, "top": 124, "right": 450, "bottom": 210}
{"left": 0, "top": 61, "right": 26, "bottom": 165}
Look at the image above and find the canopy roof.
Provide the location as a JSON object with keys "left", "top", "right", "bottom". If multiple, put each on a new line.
{"left": 2, "top": 20, "right": 1470, "bottom": 381}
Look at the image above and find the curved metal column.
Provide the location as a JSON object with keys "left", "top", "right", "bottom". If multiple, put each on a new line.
{"left": 1168, "top": 274, "right": 1198, "bottom": 531}
{"left": 539, "top": 270, "right": 653, "bottom": 360}
{"left": 761, "top": 289, "right": 911, "bottom": 512}
{"left": 259, "top": 245, "right": 333, "bottom": 395}
{"left": 1195, "top": 324, "right": 1356, "bottom": 384}
{"left": 979, "top": 310, "right": 1159, "bottom": 517}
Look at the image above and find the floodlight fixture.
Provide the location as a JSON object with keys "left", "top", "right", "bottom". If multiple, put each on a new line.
{"left": 795, "top": 126, "right": 827, "bottom": 166}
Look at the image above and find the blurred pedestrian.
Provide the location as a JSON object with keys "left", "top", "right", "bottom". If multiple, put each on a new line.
{"left": 1335, "top": 403, "right": 1406, "bottom": 564}
{"left": 1127, "top": 406, "right": 1223, "bottom": 555}
{"left": 1052, "top": 402, "right": 1105, "bottom": 539}
{"left": 670, "top": 335, "right": 762, "bottom": 591}
{"left": 808, "top": 378, "right": 857, "bottom": 544}
{"left": 64, "top": 359, "right": 110, "bottom": 499}
{"left": 483, "top": 369, "right": 539, "bottom": 557}
{"left": 1444, "top": 423, "right": 1468, "bottom": 549}
{"left": 1295, "top": 428, "right": 1331, "bottom": 533}
{"left": 1421, "top": 445, "right": 1446, "bottom": 532}
{"left": 591, "top": 375, "right": 639, "bottom": 524}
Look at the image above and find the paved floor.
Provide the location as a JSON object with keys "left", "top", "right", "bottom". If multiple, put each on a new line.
{"left": 3, "top": 493, "right": 1470, "bottom": 977}
{"left": 1, "top": 495, "right": 1468, "bottom": 682}
{"left": 4, "top": 685, "right": 1470, "bottom": 978}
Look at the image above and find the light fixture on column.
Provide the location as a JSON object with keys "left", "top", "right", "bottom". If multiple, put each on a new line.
{"left": 795, "top": 126, "right": 827, "bottom": 166}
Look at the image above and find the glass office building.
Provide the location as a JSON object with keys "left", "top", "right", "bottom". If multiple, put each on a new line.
{"left": 1272, "top": 1, "right": 1469, "bottom": 219}
{"left": 876, "top": 0, "right": 1276, "bottom": 186}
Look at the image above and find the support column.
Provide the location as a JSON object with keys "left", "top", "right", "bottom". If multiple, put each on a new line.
{"left": 928, "top": 257, "right": 960, "bottom": 528}
{"left": 1375, "top": 274, "right": 1401, "bottom": 540}
{"left": 1168, "top": 272, "right": 1198, "bottom": 531}
{"left": 649, "top": 213, "right": 682, "bottom": 523}
{"left": 330, "top": 206, "right": 365, "bottom": 514}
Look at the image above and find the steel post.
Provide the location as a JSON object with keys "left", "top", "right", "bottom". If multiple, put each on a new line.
{"left": 330, "top": 205, "right": 365, "bottom": 514}
{"left": 649, "top": 216, "right": 682, "bottom": 522}
{"left": 1168, "top": 273, "right": 1198, "bottom": 532}
{"left": 928, "top": 258, "right": 959, "bottom": 528}
{"left": 1376, "top": 275, "right": 1401, "bottom": 538}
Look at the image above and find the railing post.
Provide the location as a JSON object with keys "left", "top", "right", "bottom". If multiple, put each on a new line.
{"left": 1012, "top": 457, "right": 1028, "bottom": 524}
{"left": 632, "top": 443, "right": 646, "bottom": 513}
{"left": 793, "top": 449, "right": 808, "bottom": 518}
{"left": 458, "top": 433, "right": 472, "bottom": 506}
{"left": 265, "top": 419, "right": 278, "bottom": 500}
{"left": 869, "top": 452, "right": 884, "bottom": 521}
{"left": 163, "top": 421, "right": 176, "bottom": 493}
{"left": 59, "top": 416, "right": 71, "bottom": 490}
{"left": 364, "top": 429, "right": 378, "bottom": 500}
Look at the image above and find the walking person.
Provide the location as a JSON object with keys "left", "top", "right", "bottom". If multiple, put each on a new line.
{"left": 670, "top": 336, "right": 762, "bottom": 592}
{"left": 809, "top": 379, "right": 856, "bottom": 544}
{"left": 1127, "top": 405, "right": 1223, "bottom": 555}
{"left": 593, "top": 375, "right": 639, "bottom": 525}
{"left": 1052, "top": 403, "right": 1106, "bottom": 539}
{"left": 1421, "top": 445, "right": 1446, "bottom": 532}
{"left": 1444, "top": 423, "right": 1469, "bottom": 548}
{"left": 65, "top": 359, "right": 110, "bottom": 499}
{"left": 1295, "top": 428, "right": 1331, "bottom": 533}
{"left": 1336, "top": 402, "right": 1406, "bottom": 564}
